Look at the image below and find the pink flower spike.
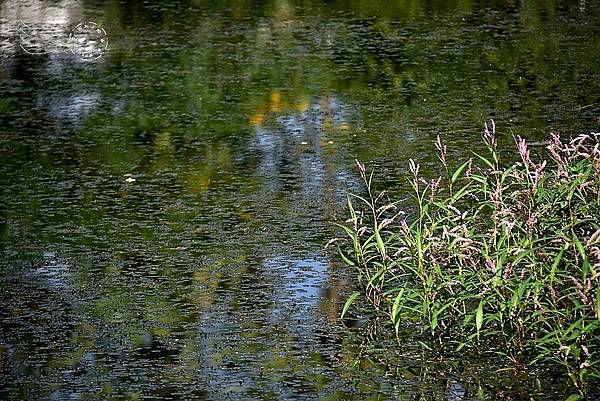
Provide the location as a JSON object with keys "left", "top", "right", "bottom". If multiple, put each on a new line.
{"left": 483, "top": 119, "right": 497, "bottom": 148}
{"left": 517, "top": 136, "right": 532, "bottom": 166}
{"left": 533, "top": 160, "right": 547, "bottom": 186}
{"left": 435, "top": 134, "right": 447, "bottom": 167}
{"left": 409, "top": 158, "right": 420, "bottom": 177}
{"left": 466, "top": 158, "right": 473, "bottom": 178}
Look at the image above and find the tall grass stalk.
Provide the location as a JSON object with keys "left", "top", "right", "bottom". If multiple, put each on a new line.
{"left": 334, "top": 125, "right": 600, "bottom": 397}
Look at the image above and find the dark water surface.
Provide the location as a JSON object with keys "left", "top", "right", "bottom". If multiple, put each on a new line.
{"left": 1, "top": 1, "right": 599, "bottom": 399}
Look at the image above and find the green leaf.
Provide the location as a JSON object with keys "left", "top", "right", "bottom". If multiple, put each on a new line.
{"left": 452, "top": 159, "right": 472, "bottom": 183}
{"left": 392, "top": 288, "right": 405, "bottom": 333}
{"left": 472, "top": 151, "right": 495, "bottom": 170}
{"left": 332, "top": 222, "right": 357, "bottom": 241}
{"left": 476, "top": 298, "right": 484, "bottom": 337}
{"left": 510, "top": 279, "right": 531, "bottom": 310}
{"left": 573, "top": 234, "right": 592, "bottom": 279}
{"left": 417, "top": 340, "right": 432, "bottom": 351}
{"left": 497, "top": 248, "right": 507, "bottom": 278}
{"left": 500, "top": 165, "right": 514, "bottom": 182}
{"left": 596, "top": 282, "right": 600, "bottom": 321}
{"left": 565, "top": 394, "right": 583, "bottom": 401}
{"left": 477, "top": 386, "right": 487, "bottom": 401}
{"left": 452, "top": 184, "right": 470, "bottom": 201}
{"left": 348, "top": 192, "right": 372, "bottom": 208}
{"left": 367, "top": 264, "right": 387, "bottom": 287}
{"left": 341, "top": 292, "right": 360, "bottom": 320}
{"left": 549, "top": 247, "right": 564, "bottom": 285}
{"left": 392, "top": 288, "right": 405, "bottom": 322}
{"left": 347, "top": 196, "right": 356, "bottom": 222}
{"left": 431, "top": 301, "right": 455, "bottom": 333}
{"left": 374, "top": 227, "right": 386, "bottom": 260}
{"left": 337, "top": 247, "right": 355, "bottom": 267}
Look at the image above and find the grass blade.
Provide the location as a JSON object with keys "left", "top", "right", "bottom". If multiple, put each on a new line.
{"left": 476, "top": 298, "right": 484, "bottom": 338}
{"left": 341, "top": 292, "right": 361, "bottom": 320}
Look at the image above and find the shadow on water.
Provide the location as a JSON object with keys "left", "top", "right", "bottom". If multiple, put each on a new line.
{"left": 1, "top": 0, "right": 600, "bottom": 399}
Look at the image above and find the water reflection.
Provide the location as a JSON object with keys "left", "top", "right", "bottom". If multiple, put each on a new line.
{"left": 253, "top": 94, "right": 355, "bottom": 199}
{"left": 1, "top": 0, "right": 600, "bottom": 399}
{"left": 0, "top": 0, "right": 82, "bottom": 56}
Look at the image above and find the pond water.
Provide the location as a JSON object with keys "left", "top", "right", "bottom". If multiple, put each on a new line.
{"left": 1, "top": 1, "right": 599, "bottom": 400}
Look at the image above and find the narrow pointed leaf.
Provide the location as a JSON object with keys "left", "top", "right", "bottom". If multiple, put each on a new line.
{"left": 452, "top": 159, "right": 472, "bottom": 183}
{"left": 341, "top": 292, "right": 360, "bottom": 320}
{"left": 596, "top": 282, "right": 600, "bottom": 321}
{"left": 476, "top": 298, "right": 484, "bottom": 336}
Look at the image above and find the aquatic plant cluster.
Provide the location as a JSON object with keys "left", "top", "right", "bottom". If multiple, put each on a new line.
{"left": 334, "top": 122, "right": 600, "bottom": 397}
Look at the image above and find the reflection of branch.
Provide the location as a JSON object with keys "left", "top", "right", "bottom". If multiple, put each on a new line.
{"left": 18, "top": 19, "right": 57, "bottom": 55}
{"left": 18, "top": 19, "right": 37, "bottom": 39}
{"left": 18, "top": 19, "right": 32, "bottom": 30}
{"left": 15, "top": 18, "right": 108, "bottom": 60}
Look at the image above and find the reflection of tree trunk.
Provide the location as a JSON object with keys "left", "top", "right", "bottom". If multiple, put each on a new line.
{"left": 321, "top": 273, "right": 352, "bottom": 325}
{"left": 2, "top": 46, "right": 37, "bottom": 81}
